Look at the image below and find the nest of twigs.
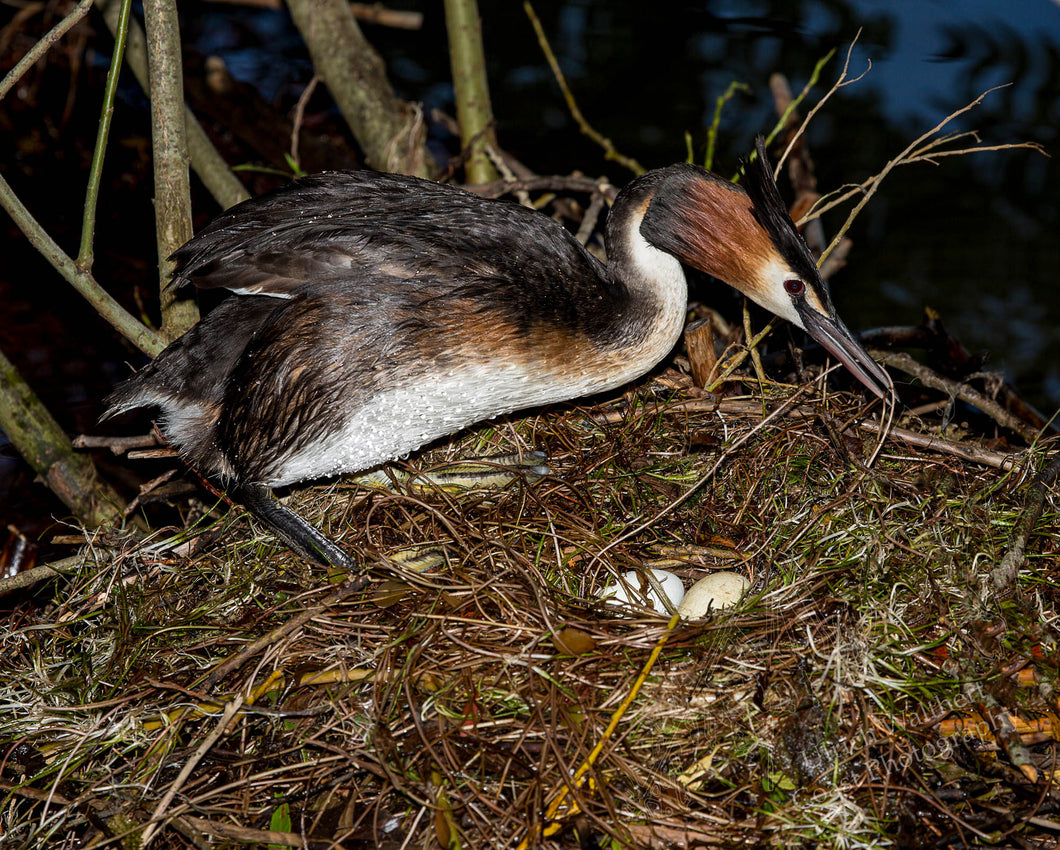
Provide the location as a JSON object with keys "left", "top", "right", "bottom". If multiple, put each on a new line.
{"left": 2, "top": 340, "right": 1059, "bottom": 849}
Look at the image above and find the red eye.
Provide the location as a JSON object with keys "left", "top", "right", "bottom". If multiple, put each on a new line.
{"left": 784, "top": 279, "right": 805, "bottom": 296}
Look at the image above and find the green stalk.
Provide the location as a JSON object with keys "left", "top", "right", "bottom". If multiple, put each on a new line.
{"left": 78, "top": 0, "right": 132, "bottom": 271}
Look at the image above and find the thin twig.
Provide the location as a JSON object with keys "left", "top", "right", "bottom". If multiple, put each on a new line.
{"left": 199, "top": 575, "right": 372, "bottom": 690}
{"left": 768, "top": 47, "right": 839, "bottom": 174}
{"left": 776, "top": 40, "right": 871, "bottom": 181}
{"left": 72, "top": 433, "right": 160, "bottom": 453}
{"left": 704, "top": 80, "right": 750, "bottom": 171}
{"left": 465, "top": 174, "right": 611, "bottom": 200}
{"left": 992, "top": 454, "right": 1060, "bottom": 593}
{"left": 178, "top": 817, "right": 320, "bottom": 849}
{"left": 523, "top": 1, "right": 643, "bottom": 175}
{"left": 574, "top": 190, "right": 606, "bottom": 245}
{"left": 0, "top": 173, "right": 165, "bottom": 355}
{"left": 806, "top": 138, "right": 1044, "bottom": 225}
{"left": 289, "top": 75, "right": 319, "bottom": 173}
{"left": 0, "top": 557, "right": 80, "bottom": 600}
{"left": 705, "top": 317, "right": 778, "bottom": 394}
{"left": 873, "top": 350, "right": 1041, "bottom": 443}
{"left": 350, "top": 2, "right": 423, "bottom": 29}
{"left": 742, "top": 300, "right": 769, "bottom": 392}
{"left": 79, "top": 0, "right": 132, "bottom": 270}
{"left": 141, "top": 696, "right": 246, "bottom": 846}
{"left": 818, "top": 86, "right": 1045, "bottom": 264}
{"left": 0, "top": 0, "right": 94, "bottom": 102}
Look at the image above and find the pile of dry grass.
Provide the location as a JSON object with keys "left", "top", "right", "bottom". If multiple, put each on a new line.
{"left": 2, "top": 357, "right": 1058, "bottom": 848}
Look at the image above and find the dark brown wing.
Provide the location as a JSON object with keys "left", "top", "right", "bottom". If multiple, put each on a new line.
{"left": 170, "top": 171, "right": 609, "bottom": 305}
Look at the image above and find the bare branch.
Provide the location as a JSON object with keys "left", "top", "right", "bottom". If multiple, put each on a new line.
{"left": 144, "top": 0, "right": 198, "bottom": 339}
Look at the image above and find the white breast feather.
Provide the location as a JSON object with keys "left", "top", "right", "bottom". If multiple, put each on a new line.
{"left": 271, "top": 360, "right": 603, "bottom": 487}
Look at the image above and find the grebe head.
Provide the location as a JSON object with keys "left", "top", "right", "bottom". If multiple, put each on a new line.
{"left": 639, "top": 137, "right": 891, "bottom": 399}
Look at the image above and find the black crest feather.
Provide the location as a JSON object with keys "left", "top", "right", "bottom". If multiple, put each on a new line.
{"left": 741, "top": 136, "right": 829, "bottom": 302}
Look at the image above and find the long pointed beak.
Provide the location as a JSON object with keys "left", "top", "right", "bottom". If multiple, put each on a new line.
{"left": 796, "top": 304, "right": 892, "bottom": 399}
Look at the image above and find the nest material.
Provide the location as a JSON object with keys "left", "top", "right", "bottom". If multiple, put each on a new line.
{"left": 2, "top": 371, "right": 1059, "bottom": 849}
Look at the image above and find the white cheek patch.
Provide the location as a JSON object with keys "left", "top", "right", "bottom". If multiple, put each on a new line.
{"left": 748, "top": 259, "right": 803, "bottom": 328}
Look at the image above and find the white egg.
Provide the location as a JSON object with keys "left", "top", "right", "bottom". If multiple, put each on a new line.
{"left": 677, "top": 572, "right": 750, "bottom": 619}
{"left": 598, "top": 568, "right": 685, "bottom": 615}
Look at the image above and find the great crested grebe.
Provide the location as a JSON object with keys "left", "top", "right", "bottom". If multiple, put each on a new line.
{"left": 105, "top": 137, "right": 890, "bottom": 569}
